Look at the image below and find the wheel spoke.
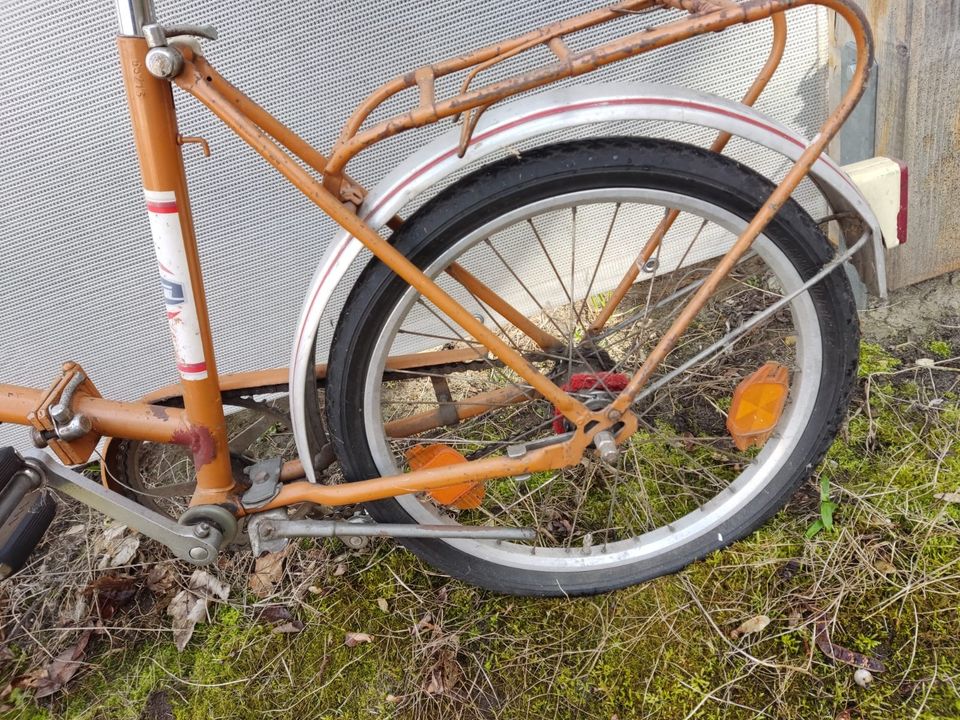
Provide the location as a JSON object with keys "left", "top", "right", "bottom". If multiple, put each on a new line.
{"left": 344, "top": 161, "right": 842, "bottom": 589}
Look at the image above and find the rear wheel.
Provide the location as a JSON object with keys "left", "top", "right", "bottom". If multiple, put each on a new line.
{"left": 323, "top": 137, "right": 859, "bottom": 596}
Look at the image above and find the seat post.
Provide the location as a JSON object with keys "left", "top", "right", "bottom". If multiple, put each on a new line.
{"left": 115, "top": 0, "right": 156, "bottom": 36}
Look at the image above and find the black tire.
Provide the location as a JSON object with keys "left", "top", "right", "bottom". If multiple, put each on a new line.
{"left": 323, "top": 137, "right": 859, "bottom": 596}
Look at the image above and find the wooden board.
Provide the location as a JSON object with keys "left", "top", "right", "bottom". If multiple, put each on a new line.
{"left": 864, "top": 0, "right": 960, "bottom": 290}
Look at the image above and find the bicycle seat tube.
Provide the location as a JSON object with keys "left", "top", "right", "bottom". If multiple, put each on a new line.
{"left": 114, "top": 0, "right": 236, "bottom": 505}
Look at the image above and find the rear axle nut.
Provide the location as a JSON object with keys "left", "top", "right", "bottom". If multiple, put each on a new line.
{"left": 593, "top": 431, "right": 619, "bottom": 465}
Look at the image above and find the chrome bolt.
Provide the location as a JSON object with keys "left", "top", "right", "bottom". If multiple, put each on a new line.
{"left": 49, "top": 402, "right": 72, "bottom": 425}
{"left": 642, "top": 258, "right": 659, "bottom": 273}
{"left": 189, "top": 547, "right": 208, "bottom": 561}
{"left": 192, "top": 522, "right": 211, "bottom": 539}
{"left": 29, "top": 428, "right": 51, "bottom": 449}
{"left": 346, "top": 535, "right": 369, "bottom": 550}
{"left": 506, "top": 444, "right": 527, "bottom": 459}
{"left": 145, "top": 47, "right": 183, "bottom": 79}
{"left": 593, "top": 431, "right": 619, "bottom": 465}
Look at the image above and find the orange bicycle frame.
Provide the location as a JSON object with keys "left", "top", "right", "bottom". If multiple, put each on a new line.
{"left": 0, "top": 0, "right": 874, "bottom": 518}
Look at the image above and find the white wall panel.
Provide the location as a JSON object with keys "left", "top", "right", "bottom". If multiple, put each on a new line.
{"left": 0, "top": 1, "right": 829, "bottom": 449}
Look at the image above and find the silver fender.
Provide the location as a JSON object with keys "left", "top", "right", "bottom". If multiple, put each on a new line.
{"left": 290, "top": 82, "right": 885, "bottom": 480}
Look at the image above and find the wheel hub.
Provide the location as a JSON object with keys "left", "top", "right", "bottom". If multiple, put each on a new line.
{"left": 552, "top": 371, "right": 629, "bottom": 434}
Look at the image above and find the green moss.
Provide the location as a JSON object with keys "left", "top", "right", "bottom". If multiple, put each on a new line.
{"left": 858, "top": 342, "right": 901, "bottom": 376}
{"left": 927, "top": 339, "right": 952, "bottom": 358}
{"left": 13, "top": 343, "right": 960, "bottom": 720}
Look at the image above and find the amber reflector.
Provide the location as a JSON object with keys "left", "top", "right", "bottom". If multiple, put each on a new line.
{"left": 726, "top": 362, "right": 790, "bottom": 451}
{"left": 405, "top": 443, "right": 485, "bottom": 510}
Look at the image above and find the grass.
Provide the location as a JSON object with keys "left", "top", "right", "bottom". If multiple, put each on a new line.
{"left": 2, "top": 340, "right": 960, "bottom": 719}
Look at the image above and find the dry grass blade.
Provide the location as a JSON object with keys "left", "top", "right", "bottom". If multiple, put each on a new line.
{"left": 3, "top": 275, "right": 960, "bottom": 718}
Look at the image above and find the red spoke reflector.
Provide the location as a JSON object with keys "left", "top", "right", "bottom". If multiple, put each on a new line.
{"left": 405, "top": 443, "right": 485, "bottom": 510}
{"left": 726, "top": 362, "right": 790, "bottom": 451}
{"left": 552, "top": 372, "right": 629, "bottom": 433}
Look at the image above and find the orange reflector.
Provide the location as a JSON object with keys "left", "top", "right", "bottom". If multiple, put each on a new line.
{"left": 405, "top": 443, "right": 485, "bottom": 510}
{"left": 726, "top": 362, "right": 790, "bottom": 451}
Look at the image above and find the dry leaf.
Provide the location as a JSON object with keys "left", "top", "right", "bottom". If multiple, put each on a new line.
{"left": 167, "top": 570, "right": 230, "bottom": 651}
{"left": 935, "top": 491, "right": 960, "bottom": 504}
{"left": 730, "top": 614, "right": 771, "bottom": 638}
{"left": 423, "top": 648, "right": 460, "bottom": 696}
{"left": 258, "top": 605, "right": 295, "bottom": 624}
{"left": 249, "top": 546, "right": 290, "bottom": 598}
{"left": 413, "top": 613, "right": 435, "bottom": 635}
{"left": 94, "top": 525, "right": 141, "bottom": 569}
{"left": 344, "top": 632, "right": 372, "bottom": 647}
{"left": 376, "top": 598, "right": 389, "bottom": 613}
{"left": 146, "top": 562, "right": 178, "bottom": 595}
{"left": 333, "top": 563, "right": 347, "bottom": 577}
{"left": 422, "top": 636, "right": 461, "bottom": 696}
{"left": 82, "top": 574, "right": 137, "bottom": 620}
{"left": 33, "top": 630, "right": 93, "bottom": 698}
{"left": 109, "top": 536, "right": 140, "bottom": 567}
{"left": 813, "top": 615, "right": 885, "bottom": 672}
{"left": 59, "top": 593, "right": 88, "bottom": 625}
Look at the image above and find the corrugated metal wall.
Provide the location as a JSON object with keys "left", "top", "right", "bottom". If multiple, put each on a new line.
{"left": 0, "top": 1, "right": 828, "bottom": 450}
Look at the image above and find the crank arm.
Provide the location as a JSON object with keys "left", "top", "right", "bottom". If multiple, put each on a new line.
{"left": 22, "top": 450, "right": 224, "bottom": 565}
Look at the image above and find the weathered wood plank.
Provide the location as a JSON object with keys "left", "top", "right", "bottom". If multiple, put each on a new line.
{"left": 868, "top": 0, "right": 960, "bottom": 290}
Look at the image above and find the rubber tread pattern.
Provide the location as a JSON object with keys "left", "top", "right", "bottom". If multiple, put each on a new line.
{"left": 325, "top": 137, "right": 859, "bottom": 596}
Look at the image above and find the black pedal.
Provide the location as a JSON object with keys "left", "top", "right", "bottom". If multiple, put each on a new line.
{"left": 0, "top": 447, "right": 56, "bottom": 579}
{"left": 0, "top": 446, "right": 22, "bottom": 492}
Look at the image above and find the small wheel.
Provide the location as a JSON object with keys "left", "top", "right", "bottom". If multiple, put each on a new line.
{"left": 323, "top": 137, "right": 859, "bottom": 596}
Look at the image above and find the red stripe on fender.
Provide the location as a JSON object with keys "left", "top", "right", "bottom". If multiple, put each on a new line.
{"left": 294, "top": 96, "right": 856, "bottom": 361}
{"left": 177, "top": 361, "right": 207, "bottom": 373}
{"left": 896, "top": 160, "right": 909, "bottom": 245}
{"left": 147, "top": 200, "right": 178, "bottom": 214}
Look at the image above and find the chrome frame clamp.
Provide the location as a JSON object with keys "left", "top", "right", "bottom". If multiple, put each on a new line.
{"left": 142, "top": 22, "right": 218, "bottom": 79}
{"left": 22, "top": 449, "right": 225, "bottom": 566}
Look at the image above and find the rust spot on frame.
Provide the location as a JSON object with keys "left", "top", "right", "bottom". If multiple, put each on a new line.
{"left": 148, "top": 404, "right": 170, "bottom": 420}
{"left": 172, "top": 425, "right": 217, "bottom": 468}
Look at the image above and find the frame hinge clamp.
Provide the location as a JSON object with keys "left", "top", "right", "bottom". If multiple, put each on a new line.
{"left": 27, "top": 361, "right": 101, "bottom": 465}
